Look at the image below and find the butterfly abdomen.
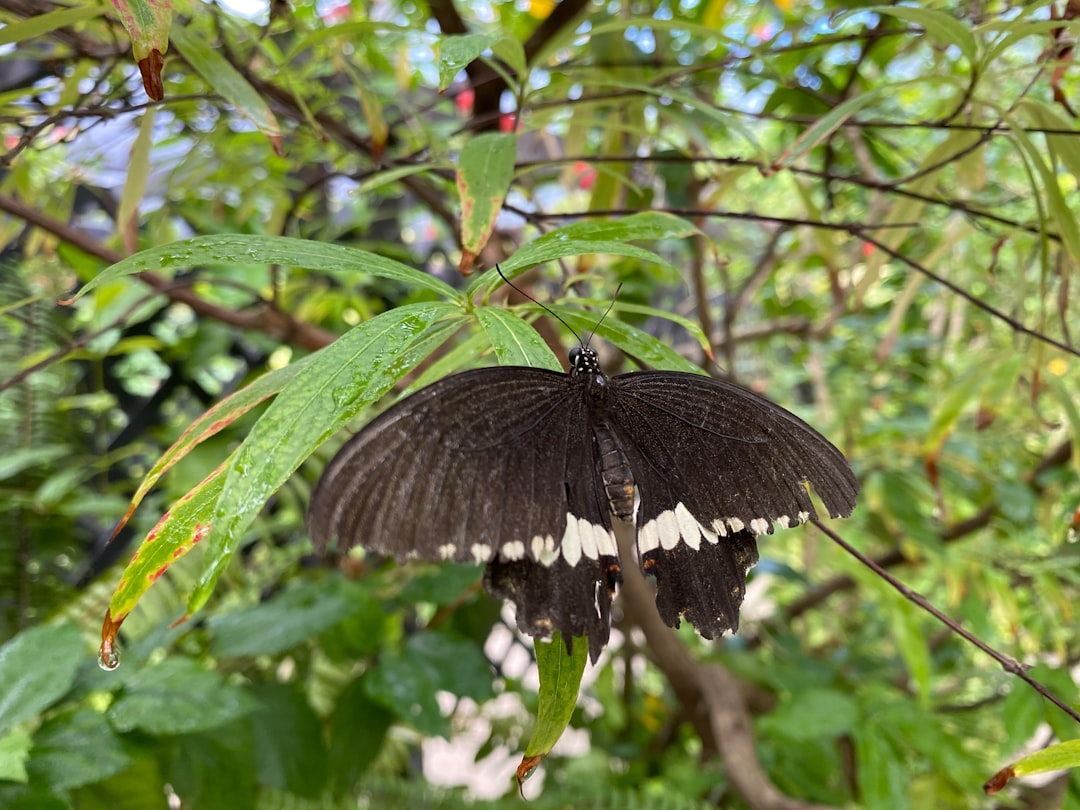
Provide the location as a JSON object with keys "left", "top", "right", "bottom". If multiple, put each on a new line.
{"left": 594, "top": 421, "right": 635, "bottom": 522}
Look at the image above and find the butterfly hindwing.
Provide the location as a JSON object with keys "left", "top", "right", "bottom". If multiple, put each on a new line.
{"left": 607, "top": 370, "right": 858, "bottom": 637}
{"left": 485, "top": 417, "right": 621, "bottom": 662}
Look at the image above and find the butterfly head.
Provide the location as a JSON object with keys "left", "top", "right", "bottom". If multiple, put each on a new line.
{"left": 569, "top": 346, "right": 602, "bottom": 378}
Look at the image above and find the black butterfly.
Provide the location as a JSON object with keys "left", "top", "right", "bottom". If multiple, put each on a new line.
{"left": 308, "top": 344, "right": 858, "bottom": 662}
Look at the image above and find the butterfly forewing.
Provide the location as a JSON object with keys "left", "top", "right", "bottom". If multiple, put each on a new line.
{"left": 310, "top": 368, "right": 574, "bottom": 563}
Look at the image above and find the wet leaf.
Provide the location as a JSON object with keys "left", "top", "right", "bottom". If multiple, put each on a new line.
{"left": 26, "top": 710, "right": 131, "bottom": 791}
{"left": 187, "top": 302, "right": 459, "bottom": 617}
{"left": 477, "top": 307, "right": 561, "bottom": 370}
{"left": 63, "top": 234, "right": 458, "bottom": 304}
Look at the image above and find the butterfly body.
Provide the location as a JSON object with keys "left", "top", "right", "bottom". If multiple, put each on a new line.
{"left": 309, "top": 347, "right": 858, "bottom": 662}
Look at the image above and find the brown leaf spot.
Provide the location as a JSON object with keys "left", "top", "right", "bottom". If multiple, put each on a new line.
{"left": 192, "top": 523, "right": 210, "bottom": 544}
{"left": 459, "top": 249, "right": 479, "bottom": 275}
{"left": 149, "top": 564, "right": 169, "bottom": 582}
{"left": 983, "top": 765, "right": 1015, "bottom": 794}
{"left": 138, "top": 49, "right": 165, "bottom": 102}
{"left": 515, "top": 754, "right": 543, "bottom": 797}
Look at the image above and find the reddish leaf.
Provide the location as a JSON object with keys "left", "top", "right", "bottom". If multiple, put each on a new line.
{"left": 111, "top": 356, "right": 312, "bottom": 541}
{"left": 101, "top": 456, "right": 229, "bottom": 667}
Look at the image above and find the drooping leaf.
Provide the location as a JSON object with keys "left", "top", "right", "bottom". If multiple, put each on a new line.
{"left": 457, "top": 132, "right": 517, "bottom": 268}
{"left": 517, "top": 631, "right": 588, "bottom": 787}
{"left": 187, "top": 302, "right": 461, "bottom": 616}
{"left": 63, "top": 234, "right": 459, "bottom": 303}
{"left": 112, "top": 351, "right": 317, "bottom": 538}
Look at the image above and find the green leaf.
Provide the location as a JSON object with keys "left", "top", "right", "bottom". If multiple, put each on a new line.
{"left": 548, "top": 306, "right": 704, "bottom": 374}
{"left": 187, "top": 302, "right": 459, "bottom": 616}
{"left": 524, "top": 632, "right": 587, "bottom": 759}
{"left": 889, "top": 599, "right": 932, "bottom": 704}
{"left": 770, "top": 85, "right": 898, "bottom": 172}
{"left": 457, "top": 132, "right": 517, "bottom": 256}
{"left": 757, "top": 688, "right": 858, "bottom": 741}
{"left": 364, "top": 633, "right": 493, "bottom": 738}
{"left": 170, "top": 25, "right": 281, "bottom": 146}
{"left": 106, "top": 456, "right": 228, "bottom": 626}
{"left": 166, "top": 722, "right": 255, "bottom": 810}
{"left": 490, "top": 35, "right": 527, "bottom": 79}
{"left": 114, "top": 352, "right": 317, "bottom": 538}
{"left": 835, "top": 6, "right": 978, "bottom": 65}
{"left": 437, "top": 34, "right": 495, "bottom": 91}
{"left": 26, "top": 710, "right": 131, "bottom": 791}
{"left": 0, "top": 730, "right": 32, "bottom": 783}
{"left": 1004, "top": 112, "right": 1080, "bottom": 274}
{"left": 328, "top": 675, "right": 394, "bottom": 795}
{"left": 249, "top": 683, "right": 327, "bottom": 797}
{"left": 107, "top": 659, "right": 257, "bottom": 736}
{"left": 0, "top": 624, "right": 85, "bottom": 735}
{"left": 0, "top": 446, "right": 70, "bottom": 482}
{"left": 1010, "top": 739, "right": 1080, "bottom": 778}
{"left": 208, "top": 577, "right": 367, "bottom": 658}
{"left": 923, "top": 366, "right": 990, "bottom": 453}
{"left": 0, "top": 6, "right": 107, "bottom": 48}
{"left": 534, "top": 211, "right": 698, "bottom": 243}
{"left": 64, "top": 234, "right": 459, "bottom": 303}
{"left": 470, "top": 238, "right": 679, "bottom": 297}
{"left": 476, "top": 307, "right": 561, "bottom": 370}
{"left": 116, "top": 107, "right": 156, "bottom": 230}
{"left": 1044, "top": 374, "right": 1080, "bottom": 477}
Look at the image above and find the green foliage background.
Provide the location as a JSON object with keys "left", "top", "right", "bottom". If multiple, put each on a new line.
{"left": 1, "top": 1, "right": 1079, "bottom": 809}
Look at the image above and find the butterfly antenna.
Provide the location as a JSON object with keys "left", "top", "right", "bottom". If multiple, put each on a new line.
{"left": 495, "top": 264, "right": 584, "bottom": 346}
{"left": 586, "top": 283, "right": 622, "bottom": 349}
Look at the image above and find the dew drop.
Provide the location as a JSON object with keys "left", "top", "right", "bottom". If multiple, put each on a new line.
{"left": 99, "top": 640, "right": 120, "bottom": 671}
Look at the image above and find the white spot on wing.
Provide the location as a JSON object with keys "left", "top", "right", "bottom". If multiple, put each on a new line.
{"left": 657, "top": 509, "right": 680, "bottom": 551}
{"left": 638, "top": 518, "right": 660, "bottom": 554}
{"left": 777, "top": 515, "right": 791, "bottom": 529}
{"left": 598, "top": 528, "right": 618, "bottom": 558}
{"left": 438, "top": 543, "right": 456, "bottom": 560}
{"left": 674, "top": 503, "right": 701, "bottom": 551}
{"left": 501, "top": 540, "right": 525, "bottom": 560}
{"left": 578, "top": 517, "right": 599, "bottom": 560}
{"left": 797, "top": 510, "right": 810, "bottom": 523}
{"left": 532, "top": 533, "right": 558, "bottom": 566}
{"left": 749, "top": 518, "right": 770, "bottom": 536}
{"left": 470, "top": 543, "right": 491, "bottom": 563}
{"left": 727, "top": 517, "right": 745, "bottom": 533}
{"left": 562, "top": 515, "right": 582, "bottom": 567}
{"left": 711, "top": 519, "right": 728, "bottom": 538}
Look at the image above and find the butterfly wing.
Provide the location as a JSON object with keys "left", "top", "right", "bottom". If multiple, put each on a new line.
{"left": 308, "top": 368, "right": 620, "bottom": 661}
{"left": 607, "top": 370, "right": 859, "bottom": 638}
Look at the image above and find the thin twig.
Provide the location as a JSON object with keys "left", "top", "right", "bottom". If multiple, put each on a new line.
{"left": 810, "top": 518, "right": 1080, "bottom": 728}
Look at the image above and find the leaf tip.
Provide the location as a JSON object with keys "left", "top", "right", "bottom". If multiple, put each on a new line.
{"left": 984, "top": 766, "right": 1015, "bottom": 794}
{"left": 515, "top": 754, "right": 543, "bottom": 796}
{"left": 99, "top": 608, "right": 125, "bottom": 671}
{"left": 138, "top": 49, "right": 166, "bottom": 101}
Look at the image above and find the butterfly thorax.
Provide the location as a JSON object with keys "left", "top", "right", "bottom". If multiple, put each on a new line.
{"left": 568, "top": 346, "right": 636, "bottom": 522}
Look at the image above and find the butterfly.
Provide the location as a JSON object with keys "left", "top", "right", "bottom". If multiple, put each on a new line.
{"left": 308, "top": 343, "right": 858, "bottom": 662}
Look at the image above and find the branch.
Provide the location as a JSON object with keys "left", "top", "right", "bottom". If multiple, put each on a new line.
{"left": 0, "top": 192, "right": 337, "bottom": 351}
{"left": 616, "top": 525, "right": 841, "bottom": 810}
{"left": 779, "top": 440, "right": 1072, "bottom": 624}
